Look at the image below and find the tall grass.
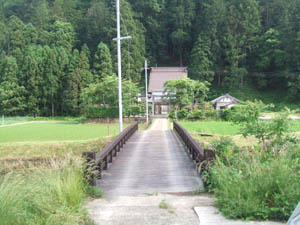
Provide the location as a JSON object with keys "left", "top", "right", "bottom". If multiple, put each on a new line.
{"left": 209, "top": 140, "right": 300, "bottom": 221}
{"left": 0, "top": 156, "right": 92, "bottom": 225}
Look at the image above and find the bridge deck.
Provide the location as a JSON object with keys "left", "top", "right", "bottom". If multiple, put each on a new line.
{"left": 97, "top": 119, "right": 204, "bottom": 196}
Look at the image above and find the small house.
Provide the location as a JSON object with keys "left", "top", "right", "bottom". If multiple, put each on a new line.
{"left": 211, "top": 94, "right": 240, "bottom": 110}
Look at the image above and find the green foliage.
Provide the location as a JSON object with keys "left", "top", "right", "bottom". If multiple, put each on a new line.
{"left": 0, "top": 56, "right": 26, "bottom": 115}
{"left": 186, "top": 110, "right": 205, "bottom": 121}
{"left": 0, "top": 122, "right": 123, "bottom": 143}
{"left": 81, "top": 75, "right": 140, "bottom": 117}
{"left": 165, "top": 0, "right": 195, "bottom": 65}
{"left": 231, "top": 101, "right": 296, "bottom": 150}
{"left": 0, "top": 0, "right": 300, "bottom": 116}
{"left": 212, "top": 137, "right": 241, "bottom": 165}
{"left": 164, "top": 78, "right": 209, "bottom": 109}
{"left": 93, "top": 42, "right": 113, "bottom": 81}
{"left": 110, "top": 0, "right": 146, "bottom": 82}
{"left": 210, "top": 144, "right": 300, "bottom": 221}
{"left": 87, "top": 186, "right": 105, "bottom": 198}
{"left": 190, "top": 35, "right": 215, "bottom": 82}
{"left": 86, "top": 107, "right": 119, "bottom": 119}
{"left": 124, "top": 105, "right": 143, "bottom": 117}
{"left": 0, "top": 156, "right": 91, "bottom": 225}
{"left": 179, "top": 121, "right": 241, "bottom": 136}
{"left": 86, "top": 105, "right": 144, "bottom": 119}
{"left": 176, "top": 109, "right": 189, "bottom": 120}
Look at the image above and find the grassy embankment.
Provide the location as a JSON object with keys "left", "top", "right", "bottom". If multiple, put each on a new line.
{"left": 180, "top": 120, "right": 300, "bottom": 221}
{"left": 0, "top": 120, "right": 132, "bottom": 224}
{"left": 0, "top": 156, "right": 93, "bottom": 225}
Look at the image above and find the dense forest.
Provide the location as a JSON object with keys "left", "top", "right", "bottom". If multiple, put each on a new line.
{"left": 0, "top": 0, "right": 299, "bottom": 116}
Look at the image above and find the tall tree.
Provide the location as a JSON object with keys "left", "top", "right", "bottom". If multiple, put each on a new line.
{"left": 189, "top": 35, "right": 215, "bottom": 83}
{"left": 165, "top": 0, "right": 196, "bottom": 66}
{"left": 21, "top": 46, "right": 42, "bottom": 116}
{"left": 223, "top": 0, "right": 261, "bottom": 87}
{"left": 0, "top": 56, "right": 26, "bottom": 115}
{"left": 93, "top": 42, "right": 113, "bottom": 81}
{"left": 65, "top": 49, "right": 93, "bottom": 115}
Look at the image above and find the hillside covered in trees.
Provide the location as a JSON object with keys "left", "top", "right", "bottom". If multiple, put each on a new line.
{"left": 0, "top": 0, "right": 299, "bottom": 116}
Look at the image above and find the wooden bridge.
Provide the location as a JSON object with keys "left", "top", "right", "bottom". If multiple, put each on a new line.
{"left": 84, "top": 119, "right": 213, "bottom": 196}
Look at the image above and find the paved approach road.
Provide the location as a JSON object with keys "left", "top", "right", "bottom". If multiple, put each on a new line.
{"left": 97, "top": 119, "right": 204, "bottom": 196}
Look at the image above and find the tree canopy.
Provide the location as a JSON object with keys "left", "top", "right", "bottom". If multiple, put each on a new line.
{"left": 0, "top": 0, "right": 299, "bottom": 116}
{"left": 164, "top": 78, "right": 210, "bottom": 109}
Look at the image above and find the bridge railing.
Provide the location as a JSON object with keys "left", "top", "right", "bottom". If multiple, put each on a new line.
{"left": 83, "top": 122, "right": 138, "bottom": 185}
{"left": 173, "top": 120, "right": 215, "bottom": 172}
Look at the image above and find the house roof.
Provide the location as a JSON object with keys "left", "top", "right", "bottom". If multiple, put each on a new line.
{"left": 148, "top": 67, "right": 188, "bottom": 92}
{"left": 211, "top": 94, "right": 240, "bottom": 104}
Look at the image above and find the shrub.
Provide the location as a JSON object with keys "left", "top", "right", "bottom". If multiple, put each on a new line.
{"left": 187, "top": 109, "right": 205, "bottom": 120}
{"left": 0, "top": 156, "right": 92, "bottom": 225}
{"left": 124, "top": 106, "right": 142, "bottom": 117}
{"left": 202, "top": 137, "right": 241, "bottom": 186}
{"left": 212, "top": 137, "right": 241, "bottom": 165}
{"left": 177, "top": 109, "right": 189, "bottom": 120}
{"left": 219, "top": 108, "right": 232, "bottom": 121}
{"left": 86, "top": 106, "right": 119, "bottom": 119}
{"left": 209, "top": 145, "right": 300, "bottom": 221}
{"left": 204, "top": 107, "right": 218, "bottom": 120}
{"left": 168, "top": 109, "right": 189, "bottom": 120}
{"left": 169, "top": 108, "right": 218, "bottom": 121}
{"left": 169, "top": 109, "right": 176, "bottom": 119}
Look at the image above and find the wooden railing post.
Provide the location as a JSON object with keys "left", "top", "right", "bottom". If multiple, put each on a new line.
{"left": 82, "top": 151, "right": 96, "bottom": 186}
{"left": 173, "top": 120, "right": 216, "bottom": 174}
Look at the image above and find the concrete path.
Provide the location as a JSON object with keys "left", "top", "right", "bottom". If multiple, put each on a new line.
{"left": 87, "top": 193, "right": 285, "bottom": 225}
{"left": 195, "top": 206, "right": 284, "bottom": 225}
{"left": 87, "top": 194, "right": 212, "bottom": 225}
{"left": 96, "top": 119, "right": 204, "bottom": 196}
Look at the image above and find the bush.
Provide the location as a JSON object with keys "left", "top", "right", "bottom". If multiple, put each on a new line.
{"left": 124, "top": 106, "right": 142, "bottom": 117}
{"left": 86, "top": 106, "right": 119, "bottom": 119}
{"left": 212, "top": 137, "right": 241, "bottom": 165}
{"left": 0, "top": 156, "right": 92, "bottom": 225}
{"left": 209, "top": 144, "right": 300, "bottom": 221}
{"left": 204, "top": 107, "right": 218, "bottom": 120}
{"left": 168, "top": 109, "right": 189, "bottom": 120}
{"left": 177, "top": 109, "right": 189, "bottom": 120}
{"left": 169, "top": 109, "right": 176, "bottom": 119}
{"left": 219, "top": 108, "right": 232, "bottom": 121}
{"left": 187, "top": 109, "right": 205, "bottom": 120}
{"left": 169, "top": 108, "right": 218, "bottom": 121}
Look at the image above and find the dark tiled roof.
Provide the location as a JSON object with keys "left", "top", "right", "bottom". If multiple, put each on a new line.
{"left": 148, "top": 67, "right": 188, "bottom": 92}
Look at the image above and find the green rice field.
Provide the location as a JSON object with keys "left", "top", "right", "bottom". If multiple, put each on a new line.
{"left": 180, "top": 120, "right": 300, "bottom": 136}
{"left": 0, "top": 122, "right": 124, "bottom": 144}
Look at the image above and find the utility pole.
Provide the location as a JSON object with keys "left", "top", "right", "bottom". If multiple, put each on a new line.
{"left": 114, "top": 0, "right": 131, "bottom": 132}
{"left": 144, "top": 61, "right": 149, "bottom": 124}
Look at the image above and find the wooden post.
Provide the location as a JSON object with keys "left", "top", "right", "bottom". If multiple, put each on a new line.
{"left": 82, "top": 151, "right": 96, "bottom": 186}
